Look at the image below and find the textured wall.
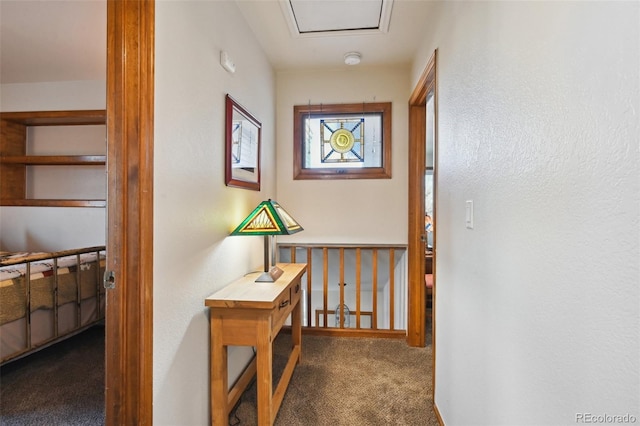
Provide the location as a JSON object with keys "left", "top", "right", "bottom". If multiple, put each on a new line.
{"left": 153, "top": 1, "right": 276, "bottom": 424}
{"left": 276, "top": 66, "right": 410, "bottom": 245}
{"left": 0, "top": 80, "right": 107, "bottom": 251}
{"left": 413, "top": 2, "right": 640, "bottom": 424}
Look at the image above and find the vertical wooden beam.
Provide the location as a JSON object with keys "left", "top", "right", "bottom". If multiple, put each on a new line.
{"left": 105, "top": 0, "right": 154, "bottom": 424}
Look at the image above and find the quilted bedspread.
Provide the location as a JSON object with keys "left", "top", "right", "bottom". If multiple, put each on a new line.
{"left": 0, "top": 252, "right": 105, "bottom": 325}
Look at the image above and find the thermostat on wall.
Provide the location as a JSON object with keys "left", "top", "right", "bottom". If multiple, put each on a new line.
{"left": 465, "top": 200, "right": 474, "bottom": 229}
{"left": 220, "top": 50, "right": 236, "bottom": 74}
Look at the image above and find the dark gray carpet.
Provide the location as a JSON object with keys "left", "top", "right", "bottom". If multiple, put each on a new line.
{"left": 0, "top": 325, "right": 105, "bottom": 426}
{"left": 0, "top": 325, "right": 435, "bottom": 426}
{"left": 232, "top": 333, "right": 436, "bottom": 426}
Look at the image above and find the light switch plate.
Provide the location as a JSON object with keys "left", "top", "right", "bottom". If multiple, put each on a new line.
{"left": 465, "top": 200, "right": 474, "bottom": 229}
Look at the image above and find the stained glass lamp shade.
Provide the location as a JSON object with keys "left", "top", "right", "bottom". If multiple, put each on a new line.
{"left": 230, "top": 199, "right": 303, "bottom": 282}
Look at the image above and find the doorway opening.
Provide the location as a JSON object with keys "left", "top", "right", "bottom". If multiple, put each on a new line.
{"left": 407, "top": 50, "right": 437, "bottom": 349}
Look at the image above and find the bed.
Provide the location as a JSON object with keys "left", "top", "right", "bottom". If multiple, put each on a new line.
{"left": 0, "top": 246, "right": 106, "bottom": 365}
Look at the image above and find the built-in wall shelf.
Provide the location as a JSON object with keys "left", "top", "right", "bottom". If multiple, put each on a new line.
{"left": 0, "top": 155, "right": 106, "bottom": 165}
{"left": 0, "top": 110, "right": 107, "bottom": 208}
{"left": 1, "top": 199, "right": 107, "bottom": 208}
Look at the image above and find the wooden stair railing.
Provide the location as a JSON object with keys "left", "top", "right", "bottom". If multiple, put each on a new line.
{"left": 278, "top": 243, "right": 407, "bottom": 339}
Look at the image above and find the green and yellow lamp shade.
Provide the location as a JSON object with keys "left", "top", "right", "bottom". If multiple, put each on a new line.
{"left": 231, "top": 199, "right": 303, "bottom": 282}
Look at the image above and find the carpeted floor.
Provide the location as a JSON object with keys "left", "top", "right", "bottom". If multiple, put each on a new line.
{"left": 0, "top": 325, "right": 105, "bottom": 425}
{"left": 0, "top": 325, "right": 435, "bottom": 426}
{"left": 232, "top": 332, "right": 436, "bottom": 426}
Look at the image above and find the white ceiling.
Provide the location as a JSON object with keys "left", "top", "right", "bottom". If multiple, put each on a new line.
{"left": 0, "top": 0, "right": 433, "bottom": 85}
{"left": 237, "top": 0, "right": 435, "bottom": 70}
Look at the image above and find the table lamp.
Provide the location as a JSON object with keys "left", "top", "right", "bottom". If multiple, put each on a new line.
{"left": 231, "top": 199, "right": 303, "bottom": 282}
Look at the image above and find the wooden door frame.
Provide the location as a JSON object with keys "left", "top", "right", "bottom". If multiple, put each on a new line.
{"left": 407, "top": 50, "right": 437, "bottom": 349}
{"left": 105, "top": 1, "right": 154, "bottom": 424}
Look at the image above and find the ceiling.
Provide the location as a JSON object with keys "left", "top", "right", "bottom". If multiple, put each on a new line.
{"left": 0, "top": 0, "right": 433, "bottom": 84}
{"left": 237, "top": 0, "right": 434, "bottom": 70}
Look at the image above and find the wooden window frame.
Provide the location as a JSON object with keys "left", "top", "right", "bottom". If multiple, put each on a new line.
{"left": 293, "top": 102, "right": 392, "bottom": 180}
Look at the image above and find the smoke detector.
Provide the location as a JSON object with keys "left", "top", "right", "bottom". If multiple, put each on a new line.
{"left": 344, "top": 52, "right": 362, "bottom": 65}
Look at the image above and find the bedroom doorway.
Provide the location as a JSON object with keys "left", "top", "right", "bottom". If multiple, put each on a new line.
{"left": 407, "top": 49, "right": 437, "bottom": 349}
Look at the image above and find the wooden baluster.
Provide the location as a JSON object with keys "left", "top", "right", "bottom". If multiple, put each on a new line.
{"left": 306, "top": 247, "right": 312, "bottom": 327}
{"left": 339, "top": 248, "right": 344, "bottom": 328}
{"left": 372, "top": 248, "right": 378, "bottom": 330}
{"left": 322, "top": 247, "right": 328, "bottom": 328}
{"left": 389, "top": 248, "right": 395, "bottom": 331}
{"left": 356, "top": 248, "right": 361, "bottom": 329}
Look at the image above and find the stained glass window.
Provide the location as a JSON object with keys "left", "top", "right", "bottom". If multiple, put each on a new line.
{"left": 293, "top": 102, "right": 391, "bottom": 179}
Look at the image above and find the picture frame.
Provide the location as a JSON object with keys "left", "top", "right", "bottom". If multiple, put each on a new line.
{"left": 225, "top": 94, "right": 261, "bottom": 190}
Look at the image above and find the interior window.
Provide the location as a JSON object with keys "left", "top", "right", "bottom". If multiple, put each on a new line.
{"left": 293, "top": 102, "right": 392, "bottom": 179}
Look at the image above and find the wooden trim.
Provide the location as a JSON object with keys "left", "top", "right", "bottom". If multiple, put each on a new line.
{"left": 314, "top": 309, "right": 374, "bottom": 328}
{"left": 408, "top": 60, "right": 436, "bottom": 106}
{"left": 301, "top": 327, "right": 405, "bottom": 339}
{"left": 105, "top": 0, "right": 154, "bottom": 424}
{"left": 0, "top": 110, "right": 106, "bottom": 126}
{"left": 407, "top": 49, "right": 438, "bottom": 416}
{"left": 407, "top": 50, "right": 437, "bottom": 348}
{"left": 434, "top": 402, "right": 445, "bottom": 425}
{"left": 0, "top": 199, "right": 106, "bottom": 208}
{"left": 279, "top": 243, "right": 406, "bottom": 249}
{"left": 0, "top": 155, "right": 106, "bottom": 165}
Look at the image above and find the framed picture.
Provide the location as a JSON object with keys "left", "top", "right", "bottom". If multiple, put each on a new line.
{"left": 225, "top": 94, "right": 261, "bottom": 190}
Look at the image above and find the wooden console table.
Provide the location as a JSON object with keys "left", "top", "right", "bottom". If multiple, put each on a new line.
{"left": 205, "top": 263, "right": 307, "bottom": 425}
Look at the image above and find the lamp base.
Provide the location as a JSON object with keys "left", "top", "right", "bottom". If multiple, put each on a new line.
{"left": 255, "top": 266, "right": 284, "bottom": 282}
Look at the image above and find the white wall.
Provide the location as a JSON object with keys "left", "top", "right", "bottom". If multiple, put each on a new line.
{"left": 0, "top": 80, "right": 106, "bottom": 251}
{"left": 412, "top": 2, "right": 640, "bottom": 424}
{"left": 276, "top": 66, "right": 410, "bottom": 245}
{"left": 153, "top": 2, "right": 276, "bottom": 424}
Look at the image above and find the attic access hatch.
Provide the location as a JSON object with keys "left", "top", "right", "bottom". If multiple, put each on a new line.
{"left": 280, "top": 0, "right": 393, "bottom": 37}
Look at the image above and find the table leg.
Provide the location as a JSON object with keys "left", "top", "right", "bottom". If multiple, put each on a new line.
{"left": 291, "top": 291, "right": 302, "bottom": 363}
{"left": 256, "top": 319, "right": 273, "bottom": 425}
{"left": 211, "top": 317, "right": 228, "bottom": 426}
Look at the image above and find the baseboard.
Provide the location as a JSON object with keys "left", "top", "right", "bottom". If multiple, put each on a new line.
{"left": 434, "top": 402, "right": 445, "bottom": 425}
